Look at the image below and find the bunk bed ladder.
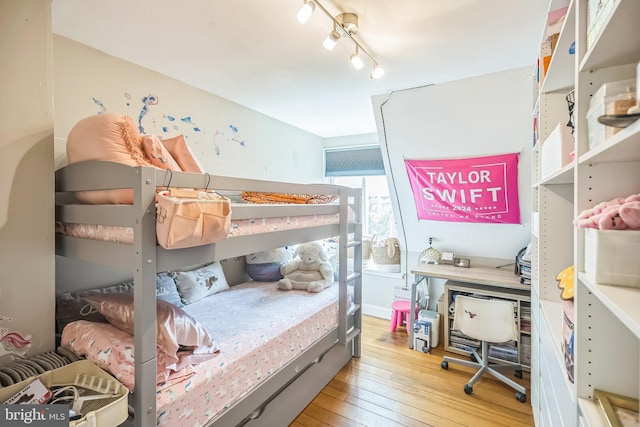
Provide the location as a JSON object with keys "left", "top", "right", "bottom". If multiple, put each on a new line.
{"left": 338, "top": 188, "right": 362, "bottom": 357}
{"left": 131, "top": 166, "right": 160, "bottom": 427}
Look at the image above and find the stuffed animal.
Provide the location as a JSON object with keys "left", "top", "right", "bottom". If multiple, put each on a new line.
{"left": 278, "top": 242, "right": 334, "bottom": 293}
{"left": 574, "top": 194, "right": 640, "bottom": 230}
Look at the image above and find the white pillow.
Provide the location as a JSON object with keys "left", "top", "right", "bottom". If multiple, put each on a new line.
{"left": 171, "top": 262, "right": 230, "bottom": 305}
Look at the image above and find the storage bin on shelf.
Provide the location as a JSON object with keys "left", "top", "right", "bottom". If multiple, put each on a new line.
{"left": 540, "top": 123, "right": 573, "bottom": 179}
{"left": 0, "top": 360, "right": 129, "bottom": 427}
{"left": 586, "top": 79, "right": 636, "bottom": 150}
{"left": 584, "top": 228, "right": 640, "bottom": 287}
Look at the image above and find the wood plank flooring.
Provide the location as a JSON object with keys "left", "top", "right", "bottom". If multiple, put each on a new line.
{"left": 291, "top": 315, "right": 534, "bottom": 427}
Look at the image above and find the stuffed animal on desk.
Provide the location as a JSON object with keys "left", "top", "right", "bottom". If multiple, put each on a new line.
{"left": 278, "top": 242, "right": 334, "bottom": 293}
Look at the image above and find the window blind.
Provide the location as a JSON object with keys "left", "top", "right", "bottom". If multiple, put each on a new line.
{"left": 324, "top": 146, "right": 385, "bottom": 177}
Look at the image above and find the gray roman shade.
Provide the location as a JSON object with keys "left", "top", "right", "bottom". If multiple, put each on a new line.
{"left": 324, "top": 146, "right": 385, "bottom": 177}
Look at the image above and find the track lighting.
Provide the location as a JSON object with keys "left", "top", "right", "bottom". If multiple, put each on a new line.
{"left": 297, "top": 0, "right": 315, "bottom": 24}
{"left": 296, "top": 0, "right": 383, "bottom": 78}
{"left": 350, "top": 47, "right": 364, "bottom": 70}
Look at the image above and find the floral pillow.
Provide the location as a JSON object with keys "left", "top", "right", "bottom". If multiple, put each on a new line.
{"left": 170, "top": 261, "right": 230, "bottom": 305}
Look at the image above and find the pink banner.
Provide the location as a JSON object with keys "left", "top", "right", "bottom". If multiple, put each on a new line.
{"left": 405, "top": 153, "right": 520, "bottom": 224}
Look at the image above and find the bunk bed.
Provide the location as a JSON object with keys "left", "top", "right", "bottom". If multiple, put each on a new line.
{"left": 54, "top": 160, "right": 363, "bottom": 427}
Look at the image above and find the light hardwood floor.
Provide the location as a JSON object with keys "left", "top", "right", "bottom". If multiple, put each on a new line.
{"left": 291, "top": 315, "right": 534, "bottom": 427}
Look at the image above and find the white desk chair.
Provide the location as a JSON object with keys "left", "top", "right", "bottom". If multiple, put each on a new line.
{"left": 441, "top": 295, "right": 527, "bottom": 403}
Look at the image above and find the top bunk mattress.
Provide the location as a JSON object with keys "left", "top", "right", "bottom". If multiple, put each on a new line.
{"left": 56, "top": 208, "right": 341, "bottom": 245}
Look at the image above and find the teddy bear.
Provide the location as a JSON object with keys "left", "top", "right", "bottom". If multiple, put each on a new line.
{"left": 574, "top": 194, "right": 640, "bottom": 230}
{"left": 278, "top": 242, "right": 334, "bottom": 293}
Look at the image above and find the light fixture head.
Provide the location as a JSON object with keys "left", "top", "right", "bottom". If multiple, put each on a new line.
{"left": 297, "top": 1, "right": 315, "bottom": 24}
{"left": 350, "top": 52, "right": 364, "bottom": 70}
{"left": 323, "top": 29, "right": 341, "bottom": 51}
{"left": 370, "top": 65, "right": 385, "bottom": 79}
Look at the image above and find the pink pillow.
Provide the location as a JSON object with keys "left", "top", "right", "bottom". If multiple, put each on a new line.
{"left": 66, "top": 113, "right": 154, "bottom": 204}
{"left": 83, "top": 293, "right": 218, "bottom": 371}
{"left": 141, "top": 135, "right": 182, "bottom": 171}
{"left": 161, "top": 134, "right": 205, "bottom": 173}
{"left": 61, "top": 320, "right": 196, "bottom": 391}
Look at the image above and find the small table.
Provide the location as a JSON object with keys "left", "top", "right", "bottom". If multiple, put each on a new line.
{"left": 409, "top": 263, "right": 528, "bottom": 349}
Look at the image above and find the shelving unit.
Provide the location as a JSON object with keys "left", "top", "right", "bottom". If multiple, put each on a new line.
{"left": 443, "top": 281, "right": 531, "bottom": 371}
{"left": 531, "top": 0, "right": 640, "bottom": 426}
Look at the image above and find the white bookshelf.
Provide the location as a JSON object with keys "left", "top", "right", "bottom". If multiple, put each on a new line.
{"left": 531, "top": 0, "right": 640, "bottom": 426}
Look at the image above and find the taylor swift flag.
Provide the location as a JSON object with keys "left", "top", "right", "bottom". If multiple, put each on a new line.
{"left": 405, "top": 153, "right": 520, "bottom": 224}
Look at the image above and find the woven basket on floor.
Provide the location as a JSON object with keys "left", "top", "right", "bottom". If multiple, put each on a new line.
{"left": 372, "top": 237, "right": 401, "bottom": 265}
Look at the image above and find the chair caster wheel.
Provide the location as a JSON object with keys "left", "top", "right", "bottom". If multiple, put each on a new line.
{"left": 441, "top": 361, "right": 448, "bottom": 370}
{"left": 516, "top": 392, "right": 526, "bottom": 403}
{"left": 464, "top": 384, "right": 473, "bottom": 395}
{"left": 514, "top": 369, "right": 523, "bottom": 379}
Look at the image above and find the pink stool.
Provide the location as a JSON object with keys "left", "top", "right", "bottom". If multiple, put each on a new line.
{"left": 390, "top": 300, "right": 418, "bottom": 334}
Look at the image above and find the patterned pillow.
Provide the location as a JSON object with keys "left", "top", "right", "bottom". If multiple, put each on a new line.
{"left": 83, "top": 293, "right": 218, "bottom": 372}
{"left": 55, "top": 273, "right": 183, "bottom": 335}
{"left": 170, "top": 262, "right": 230, "bottom": 305}
{"left": 61, "top": 320, "right": 196, "bottom": 391}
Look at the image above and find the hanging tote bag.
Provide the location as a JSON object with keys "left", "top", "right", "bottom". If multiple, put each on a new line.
{"left": 156, "top": 189, "right": 232, "bottom": 249}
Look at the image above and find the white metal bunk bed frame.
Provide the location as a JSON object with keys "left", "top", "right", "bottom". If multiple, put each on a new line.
{"left": 54, "top": 160, "right": 363, "bottom": 427}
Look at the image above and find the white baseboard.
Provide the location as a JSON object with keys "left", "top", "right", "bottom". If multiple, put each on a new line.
{"left": 362, "top": 303, "right": 391, "bottom": 320}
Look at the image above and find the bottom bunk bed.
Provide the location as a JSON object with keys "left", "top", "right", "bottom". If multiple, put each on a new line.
{"left": 59, "top": 278, "right": 355, "bottom": 426}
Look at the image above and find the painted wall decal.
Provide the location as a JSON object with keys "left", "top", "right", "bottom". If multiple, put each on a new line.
{"left": 138, "top": 94, "right": 158, "bottom": 134}
{"left": 86, "top": 92, "right": 249, "bottom": 158}
{"left": 405, "top": 153, "right": 520, "bottom": 224}
{"left": 0, "top": 315, "right": 32, "bottom": 362}
{"left": 92, "top": 98, "right": 106, "bottom": 114}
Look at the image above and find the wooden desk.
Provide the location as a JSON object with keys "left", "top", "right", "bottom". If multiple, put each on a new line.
{"left": 408, "top": 263, "right": 528, "bottom": 349}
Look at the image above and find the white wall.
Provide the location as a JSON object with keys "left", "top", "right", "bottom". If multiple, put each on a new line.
{"left": 53, "top": 36, "right": 324, "bottom": 183}
{"left": 371, "top": 67, "right": 534, "bottom": 311}
{"left": 0, "top": 0, "right": 55, "bottom": 364}
{"left": 53, "top": 36, "right": 328, "bottom": 289}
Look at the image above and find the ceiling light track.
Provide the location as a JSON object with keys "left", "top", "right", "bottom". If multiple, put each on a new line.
{"left": 297, "top": 0, "right": 384, "bottom": 79}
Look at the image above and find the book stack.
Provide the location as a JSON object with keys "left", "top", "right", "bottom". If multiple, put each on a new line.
{"left": 516, "top": 243, "right": 532, "bottom": 285}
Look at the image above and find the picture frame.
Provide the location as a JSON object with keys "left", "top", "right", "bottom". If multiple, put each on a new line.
{"left": 594, "top": 389, "right": 639, "bottom": 427}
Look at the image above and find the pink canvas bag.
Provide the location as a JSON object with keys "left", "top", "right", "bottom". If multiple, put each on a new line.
{"left": 156, "top": 190, "right": 231, "bottom": 249}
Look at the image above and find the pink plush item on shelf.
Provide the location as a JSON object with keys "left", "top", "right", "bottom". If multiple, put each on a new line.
{"left": 575, "top": 194, "right": 640, "bottom": 230}
{"left": 620, "top": 200, "right": 640, "bottom": 229}
{"left": 598, "top": 204, "right": 628, "bottom": 230}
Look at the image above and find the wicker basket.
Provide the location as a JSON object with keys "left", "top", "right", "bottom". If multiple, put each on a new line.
{"left": 348, "top": 234, "right": 377, "bottom": 259}
{"left": 372, "top": 237, "right": 401, "bottom": 265}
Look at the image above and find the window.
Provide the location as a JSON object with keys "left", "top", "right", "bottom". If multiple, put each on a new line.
{"left": 324, "top": 146, "right": 396, "bottom": 239}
